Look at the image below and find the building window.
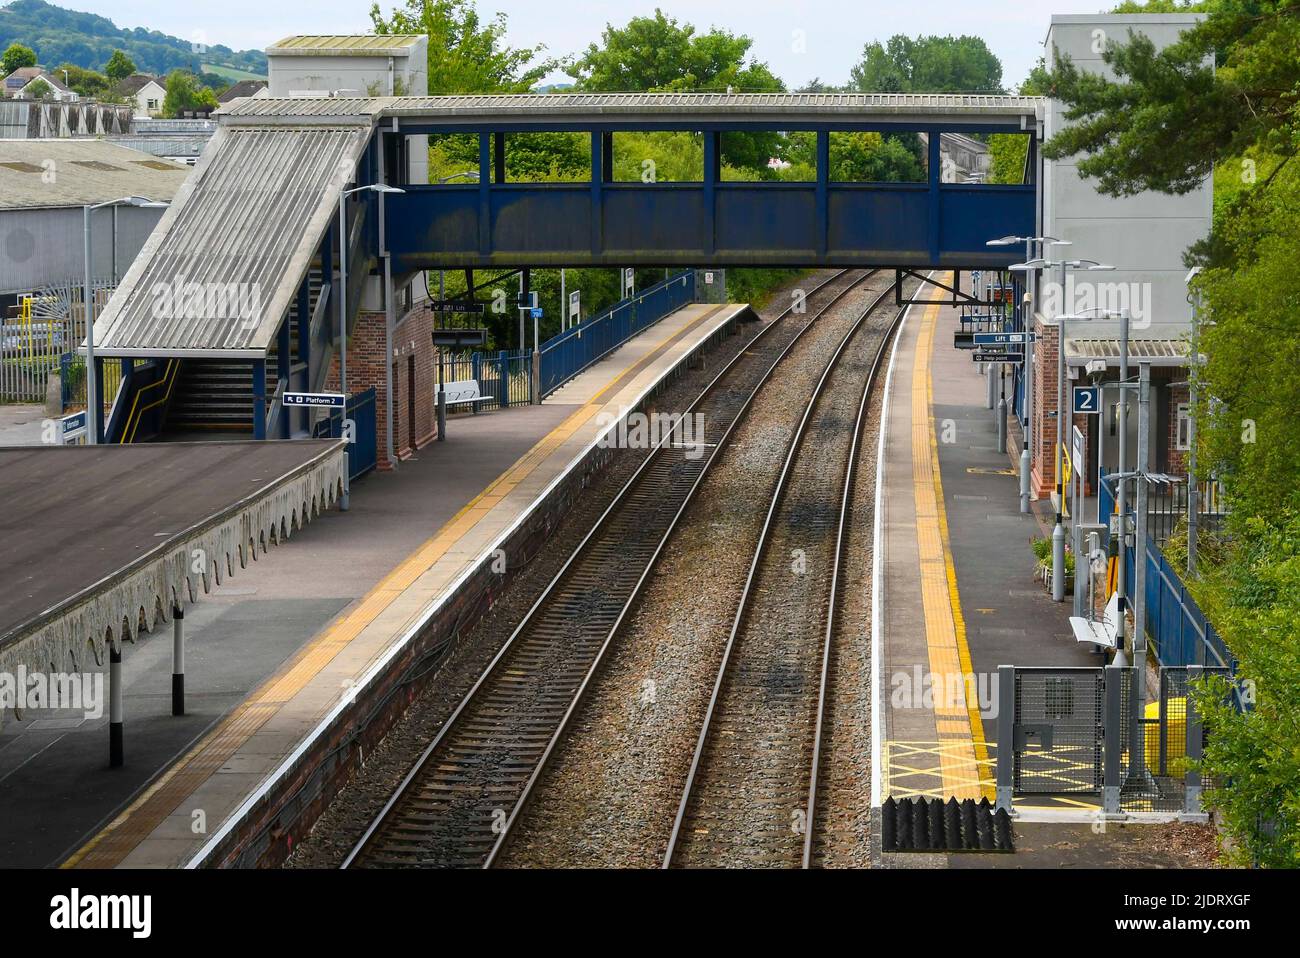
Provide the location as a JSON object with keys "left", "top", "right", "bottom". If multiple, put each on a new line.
{"left": 147, "top": 99, "right": 158, "bottom": 110}
{"left": 1175, "top": 403, "right": 1192, "bottom": 451}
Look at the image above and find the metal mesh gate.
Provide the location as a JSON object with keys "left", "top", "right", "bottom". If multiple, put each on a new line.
{"left": 997, "top": 664, "right": 1231, "bottom": 816}
{"left": 1007, "top": 668, "right": 1105, "bottom": 796}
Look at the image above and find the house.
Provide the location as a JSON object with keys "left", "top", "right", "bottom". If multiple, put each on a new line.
{"left": 115, "top": 74, "right": 166, "bottom": 119}
{"left": 3, "top": 67, "right": 79, "bottom": 102}
{"left": 217, "top": 79, "right": 268, "bottom": 104}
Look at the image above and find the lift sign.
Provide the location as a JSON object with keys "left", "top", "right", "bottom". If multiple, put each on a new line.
{"left": 1072, "top": 385, "right": 1100, "bottom": 415}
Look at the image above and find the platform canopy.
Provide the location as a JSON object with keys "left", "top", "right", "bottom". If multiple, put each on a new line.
{"left": 0, "top": 440, "right": 346, "bottom": 704}
{"left": 222, "top": 91, "right": 1045, "bottom": 131}
{"left": 88, "top": 124, "right": 370, "bottom": 359}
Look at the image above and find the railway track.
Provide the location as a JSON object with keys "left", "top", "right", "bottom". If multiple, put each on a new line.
{"left": 343, "top": 269, "right": 879, "bottom": 868}
{"left": 663, "top": 281, "right": 903, "bottom": 869}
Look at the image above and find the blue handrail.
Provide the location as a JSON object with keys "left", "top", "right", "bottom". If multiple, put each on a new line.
{"left": 537, "top": 271, "right": 696, "bottom": 398}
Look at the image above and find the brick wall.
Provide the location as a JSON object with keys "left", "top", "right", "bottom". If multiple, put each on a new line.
{"left": 1030, "top": 316, "right": 1059, "bottom": 498}
{"left": 323, "top": 304, "right": 438, "bottom": 469}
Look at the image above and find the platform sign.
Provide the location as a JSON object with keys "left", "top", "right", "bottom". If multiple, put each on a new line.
{"left": 283, "top": 391, "right": 345, "bottom": 408}
{"left": 973, "top": 351, "right": 1023, "bottom": 363}
{"left": 973, "top": 331, "right": 1033, "bottom": 346}
{"left": 517, "top": 290, "right": 539, "bottom": 309}
{"left": 59, "top": 410, "right": 86, "bottom": 444}
{"left": 1072, "top": 385, "right": 1101, "bottom": 415}
{"left": 623, "top": 267, "right": 635, "bottom": 298}
{"left": 568, "top": 290, "right": 581, "bottom": 323}
{"left": 430, "top": 300, "right": 485, "bottom": 314}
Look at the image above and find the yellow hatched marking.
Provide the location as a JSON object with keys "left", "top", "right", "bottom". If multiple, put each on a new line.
{"left": 885, "top": 741, "right": 997, "bottom": 801}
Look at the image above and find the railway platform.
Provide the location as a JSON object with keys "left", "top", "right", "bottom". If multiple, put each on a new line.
{"left": 876, "top": 275, "right": 1096, "bottom": 812}
{"left": 0, "top": 301, "right": 747, "bottom": 869}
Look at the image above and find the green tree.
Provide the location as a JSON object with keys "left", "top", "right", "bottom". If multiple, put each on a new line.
{"left": 1041, "top": 1, "right": 1297, "bottom": 196}
{"left": 57, "top": 62, "right": 110, "bottom": 98}
{"left": 567, "top": 9, "right": 782, "bottom": 94}
{"left": 783, "top": 131, "right": 924, "bottom": 182}
{"left": 1043, "top": 0, "right": 1300, "bottom": 863}
{"left": 987, "top": 58, "right": 1052, "bottom": 184}
{"left": 161, "top": 70, "right": 218, "bottom": 117}
{"left": 567, "top": 10, "right": 783, "bottom": 173}
{"left": 104, "top": 48, "right": 135, "bottom": 81}
{"left": 2, "top": 42, "right": 38, "bottom": 75}
{"left": 849, "top": 34, "right": 1004, "bottom": 93}
{"left": 370, "top": 0, "right": 553, "bottom": 93}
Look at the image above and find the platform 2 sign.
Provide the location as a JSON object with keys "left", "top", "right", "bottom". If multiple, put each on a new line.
{"left": 1072, "top": 385, "right": 1101, "bottom": 415}
{"left": 283, "top": 391, "right": 345, "bottom": 408}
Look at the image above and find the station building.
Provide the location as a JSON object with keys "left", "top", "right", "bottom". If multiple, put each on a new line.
{"left": 1030, "top": 12, "right": 1210, "bottom": 501}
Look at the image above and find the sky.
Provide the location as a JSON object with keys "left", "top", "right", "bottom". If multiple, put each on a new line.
{"left": 69, "top": 0, "right": 1115, "bottom": 90}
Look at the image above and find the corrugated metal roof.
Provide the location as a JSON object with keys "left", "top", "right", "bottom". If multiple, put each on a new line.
{"left": 220, "top": 97, "right": 391, "bottom": 120}
{"left": 1066, "top": 338, "right": 1191, "bottom": 366}
{"left": 91, "top": 125, "right": 370, "bottom": 358}
{"left": 267, "top": 34, "right": 425, "bottom": 55}
{"left": 222, "top": 92, "right": 1043, "bottom": 124}
{"left": 0, "top": 139, "right": 190, "bottom": 209}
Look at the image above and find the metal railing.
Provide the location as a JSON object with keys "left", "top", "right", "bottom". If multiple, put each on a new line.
{"left": 995, "top": 663, "right": 1231, "bottom": 816}
{"left": 538, "top": 271, "right": 695, "bottom": 398}
{"left": 1096, "top": 467, "right": 1232, "bottom": 669}
{"left": 313, "top": 387, "right": 378, "bottom": 480}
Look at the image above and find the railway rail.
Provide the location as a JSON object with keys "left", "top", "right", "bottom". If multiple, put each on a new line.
{"left": 343, "top": 268, "right": 880, "bottom": 868}
{"left": 663, "top": 281, "right": 904, "bottom": 869}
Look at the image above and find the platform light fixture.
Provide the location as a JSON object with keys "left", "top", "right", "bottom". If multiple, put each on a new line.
{"left": 337, "top": 183, "right": 405, "bottom": 507}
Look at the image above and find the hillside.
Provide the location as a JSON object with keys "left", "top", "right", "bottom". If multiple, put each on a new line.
{"left": 0, "top": 0, "right": 266, "bottom": 78}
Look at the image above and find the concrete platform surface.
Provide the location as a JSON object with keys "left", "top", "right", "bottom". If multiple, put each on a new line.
{"left": 878, "top": 277, "right": 1095, "bottom": 808}
{"left": 10, "top": 301, "right": 742, "bottom": 869}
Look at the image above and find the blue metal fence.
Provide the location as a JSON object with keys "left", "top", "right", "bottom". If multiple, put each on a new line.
{"left": 1098, "top": 468, "right": 1231, "bottom": 669}
{"left": 313, "top": 387, "right": 377, "bottom": 480}
{"left": 537, "top": 271, "right": 696, "bottom": 398}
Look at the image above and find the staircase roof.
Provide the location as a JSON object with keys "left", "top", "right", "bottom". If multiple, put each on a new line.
{"left": 88, "top": 124, "right": 369, "bottom": 358}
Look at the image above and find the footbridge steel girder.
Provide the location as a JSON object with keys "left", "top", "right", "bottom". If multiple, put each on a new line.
{"left": 219, "top": 93, "right": 1041, "bottom": 274}
{"left": 383, "top": 126, "right": 1036, "bottom": 272}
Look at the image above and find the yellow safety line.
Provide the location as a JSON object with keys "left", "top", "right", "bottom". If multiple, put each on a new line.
{"left": 909, "top": 284, "right": 993, "bottom": 801}
{"left": 63, "top": 303, "right": 729, "bottom": 868}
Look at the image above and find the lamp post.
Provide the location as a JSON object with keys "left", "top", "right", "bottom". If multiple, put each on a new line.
{"left": 82, "top": 195, "right": 168, "bottom": 444}
{"left": 987, "top": 236, "right": 1071, "bottom": 514}
{"left": 1061, "top": 307, "right": 1133, "bottom": 658}
{"left": 1185, "top": 266, "right": 1204, "bottom": 577}
{"left": 338, "top": 182, "right": 404, "bottom": 508}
